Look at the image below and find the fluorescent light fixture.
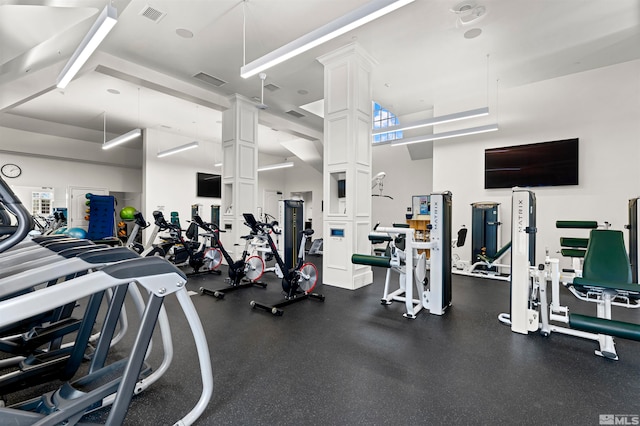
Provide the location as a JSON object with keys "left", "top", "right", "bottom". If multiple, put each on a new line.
{"left": 102, "top": 128, "right": 142, "bottom": 150}
{"left": 257, "top": 161, "right": 294, "bottom": 172}
{"left": 240, "top": 0, "right": 414, "bottom": 78}
{"left": 390, "top": 124, "right": 498, "bottom": 146}
{"left": 214, "top": 162, "right": 223, "bottom": 167}
{"left": 373, "top": 107, "right": 489, "bottom": 136}
{"left": 56, "top": 5, "right": 118, "bottom": 89}
{"left": 157, "top": 141, "right": 199, "bottom": 158}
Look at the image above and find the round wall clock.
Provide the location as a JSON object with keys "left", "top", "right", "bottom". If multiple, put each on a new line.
{"left": 1, "top": 163, "right": 22, "bottom": 178}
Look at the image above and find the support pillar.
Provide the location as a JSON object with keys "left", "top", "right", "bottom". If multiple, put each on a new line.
{"left": 221, "top": 94, "right": 259, "bottom": 257}
{"left": 318, "top": 43, "right": 376, "bottom": 290}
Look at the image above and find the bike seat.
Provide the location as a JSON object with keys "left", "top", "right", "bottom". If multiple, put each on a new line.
{"left": 240, "top": 235, "right": 254, "bottom": 240}
{"left": 303, "top": 229, "right": 314, "bottom": 236}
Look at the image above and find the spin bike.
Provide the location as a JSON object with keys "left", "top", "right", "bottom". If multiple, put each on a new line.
{"left": 198, "top": 216, "right": 266, "bottom": 298}
{"left": 150, "top": 213, "right": 221, "bottom": 276}
{"left": 243, "top": 213, "right": 324, "bottom": 316}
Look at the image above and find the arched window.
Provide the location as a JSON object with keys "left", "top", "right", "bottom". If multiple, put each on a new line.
{"left": 372, "top": 102, "right": 402, "bottom": 144}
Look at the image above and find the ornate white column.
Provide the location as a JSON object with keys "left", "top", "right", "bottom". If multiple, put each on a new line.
{"left": 221, "top": 94, "right": 259, "bottom": 256}
{"left": 318, "top": 43, "right": 376, "bottom": 290}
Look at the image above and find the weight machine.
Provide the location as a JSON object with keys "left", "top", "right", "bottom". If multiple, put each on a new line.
{"left": 499, "top": 188, "right": 640, "bottom": 360}
{"left": 352, "top": 192, "right": 452, "bottom": 319}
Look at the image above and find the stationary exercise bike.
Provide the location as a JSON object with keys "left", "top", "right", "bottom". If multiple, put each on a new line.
{"left": 198, "top": 216, "right": 266, "bottom": 298}
{"left": 243, "top": 213, "right": 324, "bottom": 316}
{"left": 150, "top": 214, "right": 221, "bottom": 276}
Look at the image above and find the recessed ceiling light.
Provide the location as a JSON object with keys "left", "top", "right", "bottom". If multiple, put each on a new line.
{"left": 464, "top": 28, "right": 482, "bottom": 39}
{"left": 298, "top": 89, "right": 309, "bottom": 95}
{"left": 176, "top": 28, "right": 194, "bottom": 38}
{"left": 107, "top": 88, "right": 120, "bottom": 94}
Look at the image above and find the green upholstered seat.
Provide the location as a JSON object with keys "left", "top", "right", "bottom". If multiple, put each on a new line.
{"left": 573, "top": 230, "right": 634, "bottom": 291}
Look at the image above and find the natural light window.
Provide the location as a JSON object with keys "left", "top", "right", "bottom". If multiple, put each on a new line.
{"left": 372, "top": 102, "right": 402, "bottom": 144}
{"left": 32, "top": 191, "right": 53, "bottom": 215}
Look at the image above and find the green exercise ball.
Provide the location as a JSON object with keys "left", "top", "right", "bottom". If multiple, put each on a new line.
{"left": 120, "top": 206, "right": 137, "bottom": 221}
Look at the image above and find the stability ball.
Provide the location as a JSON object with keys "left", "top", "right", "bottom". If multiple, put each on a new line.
{"left": 65, "top": 227, "right": 87, "bottom": 239}
{"left": 120, "top": 206, "right": 136, "bottom": 221}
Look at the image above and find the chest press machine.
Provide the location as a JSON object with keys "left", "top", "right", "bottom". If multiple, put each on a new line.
{"left": 352, "top": 192, "right": 452, "bottom": 319}
{"left": 500, "top": 188, "right": 640, "bottom": 360}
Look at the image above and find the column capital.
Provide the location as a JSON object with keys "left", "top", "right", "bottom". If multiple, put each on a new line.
{"left": 317, "top": 42, "right": 378, "bottom": 70}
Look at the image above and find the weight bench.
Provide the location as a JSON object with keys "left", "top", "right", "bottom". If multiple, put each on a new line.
{"left": 565, "top": 229, "right": 640, "bottom": 359}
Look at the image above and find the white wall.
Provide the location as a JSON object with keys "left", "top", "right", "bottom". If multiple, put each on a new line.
{"left": 143, "top": 128, "right": 220, "bottom": 233}
{"left": 283, "top": 159, "right": 324, "bottom": 238}
{"left": 256, "top": 152, "right": 287, "bottom": 218}
{"left": 433, "top": 60, "right": 640, "bottom": 267}
{"left": 1, "top": 146, "right": 141, "bottom": 210}
{"left": 371, "top": 143, "right": 433, "bottom": 227}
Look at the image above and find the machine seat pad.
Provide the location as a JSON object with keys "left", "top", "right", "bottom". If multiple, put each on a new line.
{"left": 560, "top": 248, "right": 586, "bottom": 258}
{"left": 368, "top": 233, "right": 392, "bottom": 243}
{"left": 569, "top": 313, "right": 640, "bottom": 341}
{"left": 560, "top": 237, "right": 589, "bottom": 248}
{"left": 351, "top": 254, "right": 391, "bottom": 268}
{"left": 572, "top": 277, "right": 640, "bottom": 294}
{"left": 556, "top": 220, "right": 598, "bottom": 229}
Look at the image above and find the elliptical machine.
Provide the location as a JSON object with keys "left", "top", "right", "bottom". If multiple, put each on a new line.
{"left": 243, "top": 213, "right": 324, "bottom": 316}
{"left": 198, "top": 216, "right": 266, "bottom": 298}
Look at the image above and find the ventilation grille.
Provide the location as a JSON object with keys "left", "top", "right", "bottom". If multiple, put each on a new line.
{"left": 264, "top": 83, "right": 280, "bottom": 92}
{"left": 193, "top": 72, "right": 227, "bottom": 87}
{"left": 139, "top": 5, "right": 166, "bottom": 22}
{"left": 286, "top": 110, "right": 305, "bottom": 118}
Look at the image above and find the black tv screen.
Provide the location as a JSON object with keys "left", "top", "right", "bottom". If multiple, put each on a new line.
{"left": 485, "top": 138, "right": 579, "bottom": 189}
{"left": 197, "top": 172, "right": 221, "bottom": 198}
{"left": 338, "top": 179, "right": 346, "bottom": 198}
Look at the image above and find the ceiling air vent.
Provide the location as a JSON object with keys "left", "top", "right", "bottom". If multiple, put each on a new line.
{"left": 286, "top": 110, "right": 305, "bottom": 118}
{"left": 139, "top": 5, "right": 167, "bottom": 23}
{"left": 264, "top": 83, "right": 280, "bottom": 92}
{"left": 193, "top": 72, "right": 227, "bottom": 87}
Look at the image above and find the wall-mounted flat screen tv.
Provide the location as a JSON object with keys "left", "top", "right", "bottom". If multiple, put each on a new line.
{"left": 484, "top": 138, "right": 579, "bottom": 189}
{"left": 197, "top": 172, "right": 221, "bottom": 198}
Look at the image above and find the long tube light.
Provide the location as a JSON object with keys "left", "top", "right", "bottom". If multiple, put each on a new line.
{"left": 373, "top": 107, "right": 489, "bottom": 136}
{"left": 257, "top": 161, "right": 294, "bottom": 172}
{"left": 56, "top": 5, "right": 118, "bottom": 89}
{"left": 157, "top": 141, "right": 200, "bottom": 158}
{"left": 390, "top": 124, "right": 499, "bottom": 146}
{"left": 240, "top": 0, "right": 414, "bottom": 78}
{"left": 102, "top": 128, "right": 142, "bottom": 150}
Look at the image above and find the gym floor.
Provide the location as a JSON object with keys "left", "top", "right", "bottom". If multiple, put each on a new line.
{"left": 11, "top": 254, "right": 640, "bottom": 425}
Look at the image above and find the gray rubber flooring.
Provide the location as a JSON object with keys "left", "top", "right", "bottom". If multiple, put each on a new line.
{"left": 7, "top": 255, "right": 640, "bottom": 425}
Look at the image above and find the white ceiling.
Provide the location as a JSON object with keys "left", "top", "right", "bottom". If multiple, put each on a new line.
{"left": 1, "top": 0, "right": 639, "bottom": 166}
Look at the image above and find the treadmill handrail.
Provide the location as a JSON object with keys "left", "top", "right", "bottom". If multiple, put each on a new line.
{"left": 0, "top": 177, "right": 33, "bottom": 253}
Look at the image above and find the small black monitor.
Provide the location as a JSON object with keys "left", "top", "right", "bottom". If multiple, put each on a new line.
{"left": 338, "top": 179, "right": 346, "bottom": 198}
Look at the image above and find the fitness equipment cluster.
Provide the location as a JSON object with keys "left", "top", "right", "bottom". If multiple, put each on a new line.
{"left": 0, "top": 175, "right": 639, "bottom": 425}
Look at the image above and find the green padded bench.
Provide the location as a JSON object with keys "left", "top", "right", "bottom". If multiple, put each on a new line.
{"left": 351, "top": 254, "right": 391, "bottom": 268}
